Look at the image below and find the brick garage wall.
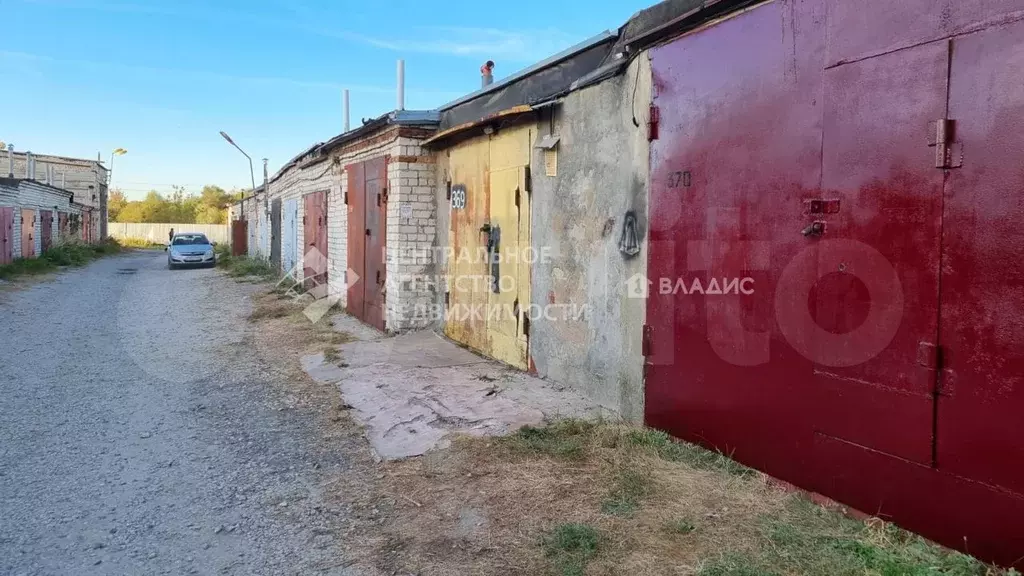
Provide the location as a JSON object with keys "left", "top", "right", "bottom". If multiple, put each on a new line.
{"left": 267, "top": 154, "right": 335, "bottom": 288}
{"left": 17, "top": 181, "right": 78, "bottom": 253}
{"left": 329, "top": 131, "right": 395, "bottom": 309}
{"left": 384, "top": 137, "right": 437, "bottom": 332}
{"left": 6, "top": 153, "right": 107, "bottom": 240}
{"left": 265, "top": 125, "right": 436, "bottom": 330}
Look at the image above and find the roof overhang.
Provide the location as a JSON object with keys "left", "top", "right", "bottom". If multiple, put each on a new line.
{"left": 421, "top": 105, "right": 536, "bottom": 149}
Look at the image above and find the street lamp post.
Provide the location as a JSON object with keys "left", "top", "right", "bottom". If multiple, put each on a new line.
{"left": 219, "top": 131, "right": 256, "bottom": 195}
{"left": 109, "top": 148, "right": 127, "bottom": 189}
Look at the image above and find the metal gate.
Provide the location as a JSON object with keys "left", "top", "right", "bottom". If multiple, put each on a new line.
{"left": 0, "top": 207, "right": 13, "bottom": 265}
{"left": 282, "top": 199, "right": 298, "bottom": 277}
{"left": 270, "top": 198, "right": 282, "bottom": 270}
{"left": 231, "top": 219, "right": 248, "bottom": 256}
{"left": 346, "top": 157, "right": 388, "bottom": 331}
{"left": 58, "top": 212, "right": 68, "bottom": 242}
{"left": 39, "top": 210, "right": 52, "bottom": 253}
{"left": 445, "top": 125, "right": 532, "bottom": 369}
{"left": 21, "top": 209, "right": 35, "bottom": 258}
{"left": 645, "top": 0, "right": 1024, "bottom": 565}
{"left": 302, "top": 190, "right": 328, "bottom": 295}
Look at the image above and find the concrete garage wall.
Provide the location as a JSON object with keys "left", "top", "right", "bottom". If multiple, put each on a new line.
{"left": 529, "top": 56, "right": 652, "bottom": 422}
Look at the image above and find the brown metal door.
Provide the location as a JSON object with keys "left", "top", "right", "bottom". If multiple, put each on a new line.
{"left": 363, "top": 157, "right": 387, "bottom": 331}
{"left": 231, "top": 220, "right": 248, "bottom": 256}
{"left": 270, "top": 199, "right": 282, "bottom": 270}
{"left": 58, "top": 212, "right": 68, "bottom": 242}
{"left": 303, "top": 191, "right": 328, "bottom": 294}
{"left": 21, "top": 209, "right": 35, "bottom": 258}
{"left": 0, "top": 207, "right": 12, "bottom": 265}
{"left": 39, "top": 210, "right": 52, "bottom": 253}
{"left": 346, "top": 162, "right": 367, "bottom": 321}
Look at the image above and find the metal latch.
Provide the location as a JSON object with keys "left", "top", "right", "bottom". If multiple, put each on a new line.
{"left": 929, "top": 119, "right": 963, "bottom": 169}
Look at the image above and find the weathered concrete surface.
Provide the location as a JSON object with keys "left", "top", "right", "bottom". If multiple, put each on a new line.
{"left": 528, "top": 56, "right": 652, "bottom": 422}
{"left": 0, "top": 251, "right": 359, "bottom": 575}
{"left": 304, "top": 330, "right": 604, "bottom": 460}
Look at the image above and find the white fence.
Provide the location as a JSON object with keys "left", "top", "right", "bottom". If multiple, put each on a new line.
{"left": 107, "top": 222, "right": 231, "bottom": 244}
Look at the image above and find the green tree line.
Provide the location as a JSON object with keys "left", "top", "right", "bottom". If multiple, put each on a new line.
{"left": 108, "top": 185, "right": 243, "bottom": 224}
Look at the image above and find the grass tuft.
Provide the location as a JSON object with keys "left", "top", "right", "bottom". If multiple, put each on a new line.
{"left": 664, "top": 518, "right": 697, "bottom": 535}
{"left": 543, "top": 523, "right": 601, "bottom": 576}
{"left": 505, "top": 419, "right": 597, "bottom": 460}
{"left": 601, "top": 466, "right": 653, "bottom": 517}
{"left": 0, "top": 238, "right": 121, "bottom": 280}
{"left": 117, "top": 237, "right": 165, "bottom": 249}
{"left": 626, "top": 428, "right": 756, "bottom": 477}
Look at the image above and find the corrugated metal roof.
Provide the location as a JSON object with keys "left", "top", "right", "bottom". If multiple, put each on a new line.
{"left": 435, "top": 30, "right": 617, "bottom": 113}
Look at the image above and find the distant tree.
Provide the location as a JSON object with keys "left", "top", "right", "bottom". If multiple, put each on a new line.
{"left": 108, "top": 188, "right": 128, "bottom": 221}
{"left": 111, "top": 184, "right": 234, "bottom": 223}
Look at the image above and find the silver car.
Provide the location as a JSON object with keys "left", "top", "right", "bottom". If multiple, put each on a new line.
{"left": 166, "top": 233, "right": 217, "bottom": 269}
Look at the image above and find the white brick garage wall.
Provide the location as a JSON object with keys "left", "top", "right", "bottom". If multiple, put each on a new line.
{"left": 268, "top": 118, "right": 438, "bottom": 332}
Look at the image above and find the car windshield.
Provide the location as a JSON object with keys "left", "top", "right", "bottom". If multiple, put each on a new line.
{"left": 172, "top": 235, "right": 210, "bottom": 246}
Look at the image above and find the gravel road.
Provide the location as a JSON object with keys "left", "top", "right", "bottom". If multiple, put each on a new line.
{"left": 0, "top": 251, "right": 358, "bottom": 575}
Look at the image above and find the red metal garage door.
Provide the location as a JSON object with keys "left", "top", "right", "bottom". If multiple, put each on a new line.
{"left": 0, "top": 207, "right": 13, "bottom": 265}
{"left": 937, "top": 17, "right": 1024, "bottom": 499}
{"left": 39, "top": 210, "right": 52, "bottom": 253}
{"left": 58, "top": 212, "right": 68, "bottom": 242}
{"left": 346, "top": 157, "right": 388, "bottom": 331}
{"left": 231, "top": 219, "right": 248, "bottom": 256}
{"left": 645, "top": 0, "right": 1024, "bottom": 566}
{"left": 302, "top": 191, "right": 328, "bottom": 295}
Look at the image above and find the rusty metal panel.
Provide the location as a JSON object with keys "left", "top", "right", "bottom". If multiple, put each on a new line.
{"left": 937, "top": 18, "right": 1024, "bottom": 498}
{"left": 445, "top": 136, "right": 492, "bottom": 354}
{"left": 39, "top": 210, "right": 52, "bottom": 253}
{"left": 231, "top": 220, "right": 248, "bottom": 256}
{"left": 270, "top": 198, "right": 282, "bottom": 270}
{"left": 363, "top": 156, "right": 388, "bottom": 331}
{"left": 58, "top": 212, "right": 68, "bottom": 242}
{"left": 303, "top": 191, "right": 328, "bottom": 295}
{"left": 0, "top": 207, "right": 12, "bottom": 265}
{"left": 346, "top": 161, "right": 366, "bottom": 321}
{"left": 21, "top": 209, "right": 35, "bottom": 258}
{"left": 486, "top": 124, "right": 533, "bottom": 369}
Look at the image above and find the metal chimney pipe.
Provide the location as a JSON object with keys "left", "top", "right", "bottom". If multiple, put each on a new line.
{"left": 46, "top": 164, "right": 53, "bottom": 185}
{"left": 343, "top": 89, "right": 350, "bottom": 132}
{"left": 396, "top": 59, "right": 405, "bottom": 111}
{"left": 481, "top": 60, "right": 495, "bottom": 87}
{"left": 6, "top": 144, "right": 13, "bottom": 177}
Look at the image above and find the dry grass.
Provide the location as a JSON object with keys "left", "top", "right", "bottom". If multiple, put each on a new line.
{"left": 242, "top": 290, "right": 1010, "bottom": 576}
{"left": 352, "top": 422, "right": 1008, "bottom": 576}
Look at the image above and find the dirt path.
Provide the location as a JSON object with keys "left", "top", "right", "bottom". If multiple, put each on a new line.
{"left": 0, "top": 251, "right": 368, "bottom": 575}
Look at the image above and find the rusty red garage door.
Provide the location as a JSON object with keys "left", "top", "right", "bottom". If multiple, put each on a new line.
{"left": 39, "top": 210, "right": 52, "bottom": 253}
{"left": 645, "top": 0, "right": 1024, "bottom": 566}
{"left": 346, "top": 157, "right": 388, "bottom": 331}
{"left": 0, "top": 207, "right": 13, "bottom": 265}
{"left": 302, "top": 190, "right": 328, "bottom": 295}
{"left": 231, "top": 219, "right": 248, "bottom": 257}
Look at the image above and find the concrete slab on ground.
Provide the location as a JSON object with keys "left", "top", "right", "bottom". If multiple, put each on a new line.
{"left": 302, "top": 330, "right": 603, "bottom": 460}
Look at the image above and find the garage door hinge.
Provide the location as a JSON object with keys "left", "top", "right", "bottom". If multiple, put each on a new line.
{"left": 515, "top": 187, "right": 521, "bottom": 208}
{"left": 642, "top": 324, "right": 653, "bottom": 356}
{"left": 928, "top": 119, "right": 963, "bottom": 169}
{"left": 524, "top": 166, "right": 532, "bottom": 193}
{"left": 343, "top": 191, "right": 348, "bottom": 205}
{"left": 446, "top": 181, "right": 452, "bottom": 200}
{"left": 444, "top": 291, "right": 450, "bottom": 307}
{"left": 648, "top": 105, "right": 660, "bottom": 141}
{"left": 382, "top": 187, "right": 388, "bottom": 203}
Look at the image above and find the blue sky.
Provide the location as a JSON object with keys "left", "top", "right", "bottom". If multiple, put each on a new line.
{"left": 1, "top": 0, "right": 649, "bottom": 199}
